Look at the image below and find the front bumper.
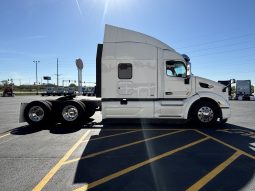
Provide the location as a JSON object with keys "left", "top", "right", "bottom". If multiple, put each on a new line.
{"left": 221, "top": 107, "right": 231, "bottom": 120}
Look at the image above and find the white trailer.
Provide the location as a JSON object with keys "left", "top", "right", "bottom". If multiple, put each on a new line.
{"left": 19, "top": 25, "right": 230, "bottom": 126}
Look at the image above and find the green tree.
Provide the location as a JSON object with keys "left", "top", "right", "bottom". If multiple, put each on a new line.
{"left": 69, "top": 83, "right": 77, "bottom": 87}
{"left": 231, "top": 86, "right": 236, "bottom": 97}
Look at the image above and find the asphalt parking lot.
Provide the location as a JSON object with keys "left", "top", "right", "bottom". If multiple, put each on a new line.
{"left": 0, "top": 96, "right": 255, "bottom": 191}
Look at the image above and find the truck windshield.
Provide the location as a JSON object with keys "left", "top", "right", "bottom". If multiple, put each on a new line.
{"left": 166, "top": 61, "right": 187, "bottom": 78}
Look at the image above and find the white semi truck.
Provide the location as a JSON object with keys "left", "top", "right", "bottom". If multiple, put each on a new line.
{"left": 19, "top": 25, "right": 230, "bottom": 126}
{"left": 236, "top": 80, "right": 252, "bottom": 100}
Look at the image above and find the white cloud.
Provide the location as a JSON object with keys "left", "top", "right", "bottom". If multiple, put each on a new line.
{"left": 75, "top": 0, "right": 83, "bottom": 16}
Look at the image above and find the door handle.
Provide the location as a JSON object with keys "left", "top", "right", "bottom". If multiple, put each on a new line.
{"left": 165, "top": 92, "right": 173, "bottom": 95}
{"left": 120, "top": 99, "right": 128, "bottom": 105}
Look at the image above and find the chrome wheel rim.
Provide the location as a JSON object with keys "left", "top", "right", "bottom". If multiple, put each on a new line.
{"left": 62, "top": 105, "right": 78, "bottom": 122}
{"left": 197, "top": 106, "right": 214, "bottom": 123}
{"left": 28, "top": 106, "right": 45, "bottom": 122}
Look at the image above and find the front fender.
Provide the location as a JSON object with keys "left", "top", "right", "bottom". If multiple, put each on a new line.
{"left": 183, "top": 92, "right": 230, "bottom": 119}
{"left": 198, "top": 92, "right": 230, "bottom": 108}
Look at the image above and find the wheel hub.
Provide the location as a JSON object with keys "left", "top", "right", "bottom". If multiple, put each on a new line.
{"left": 197, "top": 106, "right": 214, "bottom": 123}
{"left": 62, "top": 105, "right": 79, "bottom": 121}
{"left": 28, "top": 106, "right": 45, "bottom": 122}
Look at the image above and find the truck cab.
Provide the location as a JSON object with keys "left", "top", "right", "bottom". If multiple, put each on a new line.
{"left": 98, "top": 25, "right": 230, "bottom": 125}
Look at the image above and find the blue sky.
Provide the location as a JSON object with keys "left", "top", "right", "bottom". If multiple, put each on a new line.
{"left": 1, "top": 0, "right": 255, "bottom": 86}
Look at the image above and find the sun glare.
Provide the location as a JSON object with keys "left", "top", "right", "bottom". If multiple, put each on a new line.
{"left": 75, "top": 0, "right": 134, "bottom": 25}
{"left": 96, "top": 0, "right": 133, "bottom": 23}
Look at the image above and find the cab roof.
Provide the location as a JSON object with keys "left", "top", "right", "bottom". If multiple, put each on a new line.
{"left": 104, "top": 25, "right": 176, "bottom": 51}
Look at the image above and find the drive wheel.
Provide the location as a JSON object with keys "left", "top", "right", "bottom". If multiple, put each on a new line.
{"left": 59, "top": 100, "right": 86, "bottom": 125}
{"left": 84, "top": 101, "right": 97, "bottom": 118}
{"left": 191, "top": 101, "right": 218, "bottom": 127}
{"left": 24, "top": 100, "right": 52, "bottom": 126}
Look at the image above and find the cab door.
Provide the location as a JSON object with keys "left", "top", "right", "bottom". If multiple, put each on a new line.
{"left": 156, "top": 60, "right": 192, "bottom": 118}
{"left": 164, "top": 60, "right": 191, "bottom": 99}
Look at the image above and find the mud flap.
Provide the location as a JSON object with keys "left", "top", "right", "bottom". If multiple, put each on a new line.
{"left": 19, "top": 103, "right": 28, "bottom": 123}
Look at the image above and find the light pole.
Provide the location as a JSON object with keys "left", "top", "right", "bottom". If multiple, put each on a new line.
{"left": 33, "top": 60, "right": 40, "bottom": 95}
{"left": 55, "top": 58, "right": 62, "bottom": 87}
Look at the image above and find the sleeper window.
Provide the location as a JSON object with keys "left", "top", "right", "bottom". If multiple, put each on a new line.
{"left": 118, "top": 63, "right": 132, "bottom": 79}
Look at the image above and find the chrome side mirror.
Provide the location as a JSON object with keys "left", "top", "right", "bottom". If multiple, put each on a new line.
{"left": 186, "top": 62, "right": 191, "bottom": 78}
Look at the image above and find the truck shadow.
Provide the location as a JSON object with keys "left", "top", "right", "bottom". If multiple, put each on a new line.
{"left": 10, "top": 119, "right": 96, "bottom": 135}
{"left": 72, "top": 122, "right": 255, "bottom": 191}
{"left": 9, "top": 119, "right": 221, "bottom": 136}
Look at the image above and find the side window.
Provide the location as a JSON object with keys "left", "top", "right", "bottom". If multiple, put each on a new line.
{"left": 166, "top": 61, "right": 187, "bottom": 78}
{"left": 118, "top": 63, "right": 132, "bottom": 79}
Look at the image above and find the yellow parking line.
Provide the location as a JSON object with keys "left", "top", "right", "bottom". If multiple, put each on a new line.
{"left": 194, "top": 130, "right": 255, "bottom": 160}
{"left": 64, "top": 130, "right": 186, "bottom": 165}
{"left": 186, "top": 151, "right": 242, "bottom": 191}
{"left": 73, "top": 137, "right": 210, "bottom": 191}
{"left": 0, "top": 133, "right": 10, "bottom": 139}
{"left": 33, "top": 130, "right": 91, "bottom": 191}
{"left": 142, "top": 129, "right": 193, "bottom": 131}
{"left": 82, "top": 130, "right": 141, "bottom": 142}
{"left": 104, "top": 128, "right": 192, "bottom": 131}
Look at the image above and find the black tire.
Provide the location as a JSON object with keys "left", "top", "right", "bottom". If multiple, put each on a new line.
{"left": 42, "top": 100, "right": 53, "bottom": 109}
{"left": 220, "top": 118, "right": 228, "bottom": 124}
{"left": 59, "top": 100, "right": 86, "bottom": 125}
{"left": 42, "top": 100, "right": 57, "bottom": 125}
{"left": 190, "top": 101, "right": 218, "bottom": 127}
{"left": 83, "top": 101, "right": 97, "bottom": 118}
{"left": 24, "top": 100, "right": 52, "bottom": 126}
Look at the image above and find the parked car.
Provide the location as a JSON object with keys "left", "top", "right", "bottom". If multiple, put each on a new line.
{"left": 53, "top": 87, "right": 65, "bottom": 96}
{"left": 64, "top": 87, "right": 76, "bottom": 96}
{"left": 41, "top": 87, "right": 55, "bottom": 96}
{"left": 82, "top": 86, "right": 95, "bottom": 96}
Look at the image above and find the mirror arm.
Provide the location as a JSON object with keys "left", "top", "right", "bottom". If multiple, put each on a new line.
{"left": 184, "top": 76, "right": 190, "bottom": 84}
{"left": 222, "top": 79, "right": 235, "bottom": 92}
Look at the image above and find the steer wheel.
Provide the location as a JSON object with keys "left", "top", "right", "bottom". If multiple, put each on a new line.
{"left": 191, "top": 101, "right": 218, "bottom": 127}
